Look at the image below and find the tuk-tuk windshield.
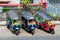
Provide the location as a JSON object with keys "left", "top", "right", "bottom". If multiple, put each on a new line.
{"left": 12, "top": 19, "right": 20, "bottom": 26}
{"left": 36, "top": 16, "right": 45, "bottom": 22}
{"left": 12, "top": 19, "right": 20, "bottom": 23}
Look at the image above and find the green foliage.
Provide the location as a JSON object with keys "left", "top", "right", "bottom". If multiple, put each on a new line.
{"left": 48, "top": 12, "right": 57, "bottom": 18}
{"left": 29, "top": 6, "right": 42, "bottom": 11}
{"left": 2, "top": 7, "right": 10, "bottom": 12}
{"left": 36, "top": 6, "right": 42, "bottom": 11}
{"left": 20, "top": 0, "right": 42, "bottom": 11}
{"left": 20, "top": 0, "right": 32, "bottom": 5}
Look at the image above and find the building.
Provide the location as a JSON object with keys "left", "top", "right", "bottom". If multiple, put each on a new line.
{"left": 0, "top": 0, "right": 10, "bottom": 3}
{"left": 10, "top": 0, "right": 20, "bottom": 4}
{"left": 33, "top": 0, "right": 46, "bottom": 4}
{"left": 49, "top": 0, "right": 60, "bottom": 4}
{"left": 0, "top": 0, "right": 20, "bottom": 21}
{"left": 33, "top": 0, "right": 46, "bottom": 8}
{"left": 0, "top": 0, "right": 10, "bottom": 12}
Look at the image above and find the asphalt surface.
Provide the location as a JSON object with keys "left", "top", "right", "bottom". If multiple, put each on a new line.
{"left": 0, "top": 35, "right": 60, "bottom": 40}
{"left": 0, "top": 25, "right": 60, "bottom": 40}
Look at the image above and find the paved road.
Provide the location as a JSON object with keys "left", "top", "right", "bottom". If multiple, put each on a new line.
{"left": 0, "top": 25, "right": 60, "bottom": 40}
{"left": 0, "top": 35, "right": 60, "bottom": 40}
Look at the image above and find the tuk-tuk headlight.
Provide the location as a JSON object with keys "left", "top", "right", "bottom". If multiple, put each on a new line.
{"left": 50, "top": 21, "right": 54, "bottom": 24}
{"left": 16, "top": 27, "right": 19, "bottom": 29}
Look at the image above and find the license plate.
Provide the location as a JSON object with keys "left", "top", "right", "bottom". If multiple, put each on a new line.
{"left": 52, "top": 27, "right": 54, "bottom": 28}
{"left": 31, "top": 27, "right": 34, "bottom": 29}
{"left": 16, "top": 28, "right": 19, "bottom": 29}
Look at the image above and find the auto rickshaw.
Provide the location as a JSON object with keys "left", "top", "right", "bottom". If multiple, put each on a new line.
{"left": 32, "top": 11, "right": 55, "bottom": 34}
{"left": 20, "top": 11, "right": 37, "bottom": 35}
{"left": 6, "top": 10, "right": 21, "bottom": 35}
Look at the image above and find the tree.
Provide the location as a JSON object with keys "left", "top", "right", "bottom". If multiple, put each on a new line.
{"left": 20, "top": 0, "right": 30, "bottom": 5}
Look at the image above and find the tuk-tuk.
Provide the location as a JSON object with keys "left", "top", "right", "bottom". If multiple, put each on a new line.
{"left": 32, "top": 11, "right": 55, "bottom": 34}
{"left": 20, "top": 11, "right": 37, "bottom": 35}
{"left": 6, "top": 10, "right": 21, "bottom": 35}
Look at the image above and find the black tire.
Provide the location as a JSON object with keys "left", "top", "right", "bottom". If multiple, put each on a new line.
{"left": 7, "top": 25, "right": 9, "bottom": 29}
{"left": 50, "top": 29, "right": 55, "bottom": 34}
{"left": 15, "top": 30, "right": 20, "bottom": 35}
{"left": 37, "top": 26, "right": 40, "bottom": 29}
{"left": 31, "top": 30, "right": 34, "bottom": 35}
{"left": 37, "top": 26, "right": 42, "bottom": 29}
{"left": 51, "top": 30, "right": 55, "bottom": 34}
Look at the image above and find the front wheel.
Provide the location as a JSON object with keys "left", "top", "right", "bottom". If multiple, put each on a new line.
{"left": 51, "top": 30, "right": 55, "bottom": 34}
{"left": 31, "top": 30, "right": 35, "bottom": 35}
{"left": 15, "top": 30, "right": 20, "bottom": 35}
{"left": 50, "top": 29, "right": 55, "bottom": 34}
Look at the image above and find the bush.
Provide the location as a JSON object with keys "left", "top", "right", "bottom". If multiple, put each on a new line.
{"left": 2, "top": 7, "right": 10, "bottom": 12}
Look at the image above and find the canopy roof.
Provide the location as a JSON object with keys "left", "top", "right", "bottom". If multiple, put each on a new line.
{"left": 8, "top": 10, "right": 19, "bottom": 20}
{"left": 21, "top": 11, "right": 34, "bottom": 20}
{"left": 35, "top": 11, "right": 53, "bottom": 21}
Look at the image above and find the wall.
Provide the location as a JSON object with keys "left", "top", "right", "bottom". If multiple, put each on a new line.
{"left": 10, "top": 0, "right": 20, "bottom": 4}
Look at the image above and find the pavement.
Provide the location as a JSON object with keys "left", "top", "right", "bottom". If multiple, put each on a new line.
{"left": 0, "top": 25, "right": 60, "bottom": 37}
{"left": 0, "top": 25, "right": 60, "bottom": 40}
{"left": 0, "top": 35, "right": 60, "bottom": 40}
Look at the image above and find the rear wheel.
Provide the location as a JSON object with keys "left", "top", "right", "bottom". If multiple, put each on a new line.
{"left": 37, "top": 26, "right": 42, "bottom": 29}
{"left": 37, "top": 26, "right": 40, "bottom": 29}
{"left": 7, "top": 25, "right": 9, "bottom": 29}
